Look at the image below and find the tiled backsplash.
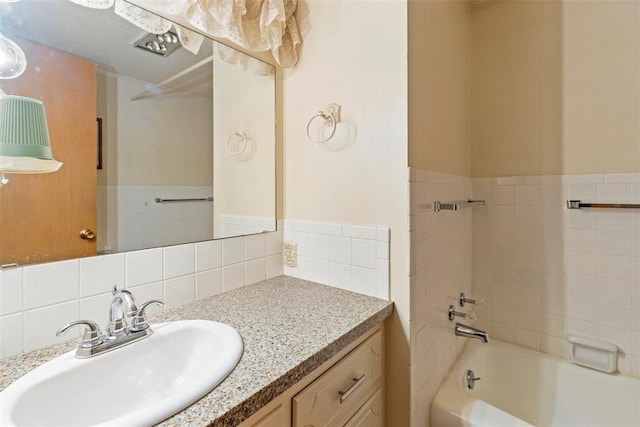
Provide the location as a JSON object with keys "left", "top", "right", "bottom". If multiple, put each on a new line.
{"left": 283, "top": 220, "right": 390, "bottom": 300}
{"left": 0, "top": 230, "right": 283, "bottom": 358}
{"left": 473, "top": 173, "right": 640, "bottom": 376}
{"left": 409, "top": 168, "right": 472, "bottom": 426}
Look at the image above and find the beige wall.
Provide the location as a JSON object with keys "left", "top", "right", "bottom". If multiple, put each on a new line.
{"left": 213, "top": 49, "right": 276, "bottom": 234}
{"left": 562, "top": 0, "right": 640, "bottom": 174}
{"left": 471, "top": 0, "right": 640, "bottom": 177}
{"left": 97, "top": 72, "right": 213, "bottom": 186}
{"left": 283, "top": 0, "right": 409, "bottom": 424}
{"left": 408, "top": 0, "right": 471, "bottom": 177}
{"left": 471, "top": 0, "right": 563, "bottom": 177}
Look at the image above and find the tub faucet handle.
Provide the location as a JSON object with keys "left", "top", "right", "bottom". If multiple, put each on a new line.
{"left": 465, "top": 369, "right": 481, "bottom": 390}
{"left": 449, "top": 305, "right": 476, "bottom": 322}
{"left": 460, "top": 293, "right": 484, "bottom": 307}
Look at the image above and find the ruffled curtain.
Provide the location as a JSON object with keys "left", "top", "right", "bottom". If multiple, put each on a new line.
{"left": 71, "top": 0, "right": 301, "bottom": 67}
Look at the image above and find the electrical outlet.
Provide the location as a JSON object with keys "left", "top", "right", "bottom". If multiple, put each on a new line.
{"left": 283, "top": 241, "right": 297, "bottom": 267}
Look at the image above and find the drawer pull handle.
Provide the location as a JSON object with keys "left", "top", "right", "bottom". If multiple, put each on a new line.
{"left": 338, "top": 374, "right": 366, "bottom": 403}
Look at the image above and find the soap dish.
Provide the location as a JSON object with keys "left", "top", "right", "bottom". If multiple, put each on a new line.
{"left": 567, "top": 335, "right": 618, "bottom": 373}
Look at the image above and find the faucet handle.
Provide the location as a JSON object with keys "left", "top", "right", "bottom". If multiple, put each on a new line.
{"left": 130, "top": 299, "right": 164, "bottom": 332}
{"left": 460, "top": 293, "right": 484, "bottom": 307}
{"left": 56, "top": 320, "right": 103, "bottom": 348}
{"left": 448, "top": 305, "right": 477, "bottom": 322}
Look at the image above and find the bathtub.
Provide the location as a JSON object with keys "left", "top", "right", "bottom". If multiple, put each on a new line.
{"left": 431, "top": 339, "right": 640, "bottom": 427}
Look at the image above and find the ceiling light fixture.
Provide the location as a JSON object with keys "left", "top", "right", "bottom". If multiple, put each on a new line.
{"left": 134, "top": 31, "right": 181, "bottom": 57}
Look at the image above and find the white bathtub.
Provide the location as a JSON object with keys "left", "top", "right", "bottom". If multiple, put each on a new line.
{"left": 431, "top": 339, "right": 640, "bottom": 427}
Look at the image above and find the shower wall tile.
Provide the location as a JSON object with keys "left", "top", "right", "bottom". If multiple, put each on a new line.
{"left": 409, "top": 168, "right": 472, "bottom": 426}
{"left": 473, "top": 172, "right": 640, "bottom": 376}
{"left": 98, "top": 185, "right": 214, "bottom": 254}
{"left": 0, "top": 228, "right": 283, "bottom": 359}
{"left": 282, "top": 220, "right": 390, "bottom": 300}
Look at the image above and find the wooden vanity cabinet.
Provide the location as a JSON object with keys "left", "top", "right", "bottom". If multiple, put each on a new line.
{"left": 239, "top": 324, "right": 384, "bottom": 427}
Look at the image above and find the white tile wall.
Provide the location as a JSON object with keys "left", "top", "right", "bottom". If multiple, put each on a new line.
{"left": 473, "top": 173, "right": 640, "bottom": 376}
{"left": 409, "top": 168, "right": 473, "bottom": 427}
{"left": 0, "top": 228, "right": 284, "bottom": 359}
{"left": 218, "top": 215, "right": 277, "bottom": 238}
{"left": 283, "top": 220, "right": 390, "bottom": 300}
{"left": 97, "top": 185, "right": 214, "bottom": 253}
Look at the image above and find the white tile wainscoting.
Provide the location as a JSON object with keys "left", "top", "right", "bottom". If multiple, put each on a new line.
{"left": 408, "top": 168, "right": 473, "bottom": 427}
{"left": 283, "top": 220, "right": 390, "bottom": 300}
{"left": 0, "top": 218, "right": 392, "bottom": 360}
{"left": 218, "top": 215, "right": 278, "bottom": 238}
{"left": 472, "top": 173, "right": 640, "bottom": 376}
{"left": 97, "top": 185, "right": 214, "bottom": 254}
{"left": 0, "top": 230, "right": 283, "bottom": 358}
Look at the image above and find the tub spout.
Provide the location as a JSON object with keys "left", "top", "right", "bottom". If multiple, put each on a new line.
{"left": 455, "top": 322, "right": 489, "bottom": 343}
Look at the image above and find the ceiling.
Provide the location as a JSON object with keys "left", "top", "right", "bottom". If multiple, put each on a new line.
{"left": 0, "top": 0, "right": 214, "bottom": 87}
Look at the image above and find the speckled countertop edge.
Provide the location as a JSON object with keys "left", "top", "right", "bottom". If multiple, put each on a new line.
{"left": 0, "top": 276, "right": 394, "bottom": 426}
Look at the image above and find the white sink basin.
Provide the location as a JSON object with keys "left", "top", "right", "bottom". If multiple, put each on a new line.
{"left": 0, "top": 320, "right": 243, "bottom": 426}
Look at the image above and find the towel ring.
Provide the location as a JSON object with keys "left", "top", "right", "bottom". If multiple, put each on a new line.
{"left": 307, "top": 110, "right": 337, "bottom": 143}
{"left": 226, "top": 131, "right": 247, "bottom": 155}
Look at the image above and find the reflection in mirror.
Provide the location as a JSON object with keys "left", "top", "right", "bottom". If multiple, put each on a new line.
{"left": 0, "top": 0, "right": 276, "bottom": 266}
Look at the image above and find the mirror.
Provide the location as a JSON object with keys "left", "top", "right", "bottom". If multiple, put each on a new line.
{"left": 0, "top": 0, "right": 276, "bottom": 266}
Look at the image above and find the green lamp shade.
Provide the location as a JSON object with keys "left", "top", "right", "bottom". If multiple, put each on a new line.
{"left": 0, "top": 95, "right": 62, "bottom": 173}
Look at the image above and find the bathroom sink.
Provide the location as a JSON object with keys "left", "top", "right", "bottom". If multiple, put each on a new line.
{"left": 0, "top": 320, "right": 243, "bottom": 426}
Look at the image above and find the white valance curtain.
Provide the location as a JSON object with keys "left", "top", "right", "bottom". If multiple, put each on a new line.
{"left": 70, "top": 0, "right": 301, "bottom": 67}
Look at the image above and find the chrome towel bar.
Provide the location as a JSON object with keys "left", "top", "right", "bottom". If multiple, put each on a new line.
{"left": 566, "top": 200, "right": 640, "bottom": 210}
{"left": 434, "top": 200, "right": 486, "bottom": 212}
{"left": 155, "top": 197, "right": 213, "bottom": 203}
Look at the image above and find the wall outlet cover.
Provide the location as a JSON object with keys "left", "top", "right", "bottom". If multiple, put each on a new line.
{"left": 283, "top": 241, "right": 297, "bottom": 267}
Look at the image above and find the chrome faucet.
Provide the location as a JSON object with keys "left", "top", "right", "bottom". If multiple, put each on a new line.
{"left": 57, "top": 286, "right": 164, "bottom": 358}
{"left": 454, "top": 322, "right": 489, "bottom": 343}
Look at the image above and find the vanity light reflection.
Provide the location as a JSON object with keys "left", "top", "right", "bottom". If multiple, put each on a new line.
{"left": 0, "top": 92, "right": 62, "bottom": 186}
{"left": 0, "top": 32, "right": 27, "bottom": 79}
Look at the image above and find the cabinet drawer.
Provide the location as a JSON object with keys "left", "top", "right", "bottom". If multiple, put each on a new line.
{"left": 250, "top": 404, "right": 286, "bottom": 427}
{"left": 293, "top": 330, "right": 383, "bottom": 427}
{"left": 344, "top": 388, "right": 383, "bottom": 427}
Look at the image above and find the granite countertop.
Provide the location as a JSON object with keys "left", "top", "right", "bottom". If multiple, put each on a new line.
{"left": 0, "top": 276, "right": 394, "bottom": 426}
